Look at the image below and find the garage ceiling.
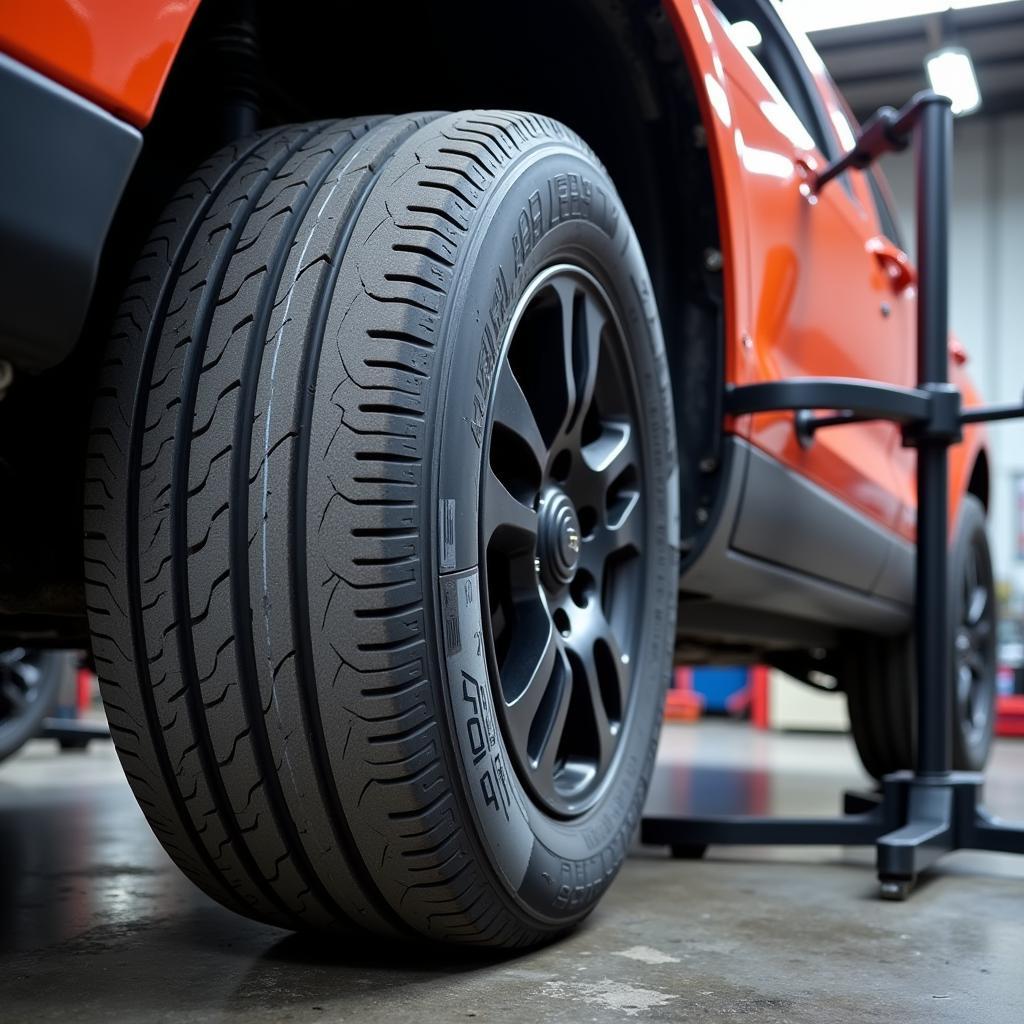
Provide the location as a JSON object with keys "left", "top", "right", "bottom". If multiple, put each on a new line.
{"left": 807, "top": 0, "right": 1024, "bottom": 120}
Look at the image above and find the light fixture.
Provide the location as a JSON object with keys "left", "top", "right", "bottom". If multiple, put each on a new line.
{"left": 730, "top": 19, "right": 763, "bottom": 48}
{"left": 785, "top": 0, "right": 1018, "bottom": 35}
{"left": 926, "top": 46, "right": 982, "bottom": 115}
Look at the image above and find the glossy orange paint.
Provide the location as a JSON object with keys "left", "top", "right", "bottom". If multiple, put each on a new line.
{"left": 662, "top": 0, "right": 986, "bottom": 542}
{"left": 0, "top": 0, "right": 199, "bottom": 126}
{"left": 3, "top": 0, "right": 986, "bottom": 540}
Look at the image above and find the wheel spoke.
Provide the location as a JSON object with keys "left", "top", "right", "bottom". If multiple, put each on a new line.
{"left": 584, "top": 656, "right": 616, "bottom": 774}
{"left": 965, "top": 669, "right": 985, "bottom": 729}
{"left": 492, "top": 366, "right": 547, "bottom": 474}
{"left": 575, "top": 420, "right": 639, "bottom": 511}
{"left": 579, "top": 485, "right": 642, "bottom": 581}
{"left": 578, "top": 530, "right": 605, "bottom": 581}
{"left": 0, "top": 647, "right": 27, "bottom": 668}
{"left": 562, "top": 605, "right": 628, "bottom": 773}
{"left": 968, "top": 616, "right": 992, "bottom": 647}
{"left": 968, "top": 677, "right": 991, "bottom": 730}
{"left": 598, "top": 628, "right": 631, "bottom": 722}
{"left": 1, "top": 678, "right": 28, "bottom": 714}
{"left": 572, "top": 289, "right": 606, "bottom": 432}
{"left": 483, "top": 465, "right": 538, "bottom": 548}
{"left": 583, "top": 420, "right": 634, "bottom": 479}
{"left": 606, "top": 487, "right": 642, "bottom": 547}
{"left": 966, "top": 583, "right": 988, "bottom": 627}
{"left": 957, "top": 663, "right": 973, "bottom": 706}
{"left": 482, "top": 265, "right": 645, "bottom": 817}
{"left": 963, "top": 647, "right": 987, "bottom": 677}
{"left": 535, "top": 644, "right": 574, "bottom": 779}
{"left": 502, "top": 620, "right": 559, "bottom": 753}
{"left": 9, "top": 659, "right": 41, "bottom": 688}
{"left": 548, "top": 276, "right": 579, "bottom": 441}
{"left": 550, "top": 277, "right": 605, "bottom": 441}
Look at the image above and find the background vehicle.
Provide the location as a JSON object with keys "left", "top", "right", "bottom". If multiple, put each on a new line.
{"left": 0, "top": 0, "right": 995, "bottom": 945}
{"left": 0, "top": 649, "right": 75, "bottom": 763}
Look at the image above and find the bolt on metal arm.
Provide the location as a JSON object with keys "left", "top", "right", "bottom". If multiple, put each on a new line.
{"left": 813, "top": 91, "right": 948, "bottom": 194}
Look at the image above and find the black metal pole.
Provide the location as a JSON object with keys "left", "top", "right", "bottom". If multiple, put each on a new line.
{"left": 913, "top": 95, "right": 954, "bottom": 776}
{"left": 642, "top": 89, "right": 1024, "bottom": 889}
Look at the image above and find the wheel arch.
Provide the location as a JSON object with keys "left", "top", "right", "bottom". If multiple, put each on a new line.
{"left": 0, "top": 0, "right": 738, "bottom": 646}
{"left": 966, "top": 445, "right": 990, "bottom": 512}
{"left": 107, "top": 0, "right": 734, "bottom": 551}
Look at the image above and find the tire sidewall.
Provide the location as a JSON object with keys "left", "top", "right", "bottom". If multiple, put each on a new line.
{"left": 430, "top": 138, "right": 678, "bottom": 925}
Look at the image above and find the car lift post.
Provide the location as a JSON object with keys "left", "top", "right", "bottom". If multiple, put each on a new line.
{"left": 641, "top": 91, "right": 1024, "bottom": 898}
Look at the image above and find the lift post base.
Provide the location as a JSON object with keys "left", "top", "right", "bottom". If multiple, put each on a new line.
{"left": 642, "top": 771, "right": 1024, "bottom": 898}
{"left": 39, "top": 716, "right": 111, "bottom": 750}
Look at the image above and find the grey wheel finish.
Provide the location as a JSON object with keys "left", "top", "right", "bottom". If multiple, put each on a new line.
{"left": 481, "top": 265, "right": 646, "bottom": 818}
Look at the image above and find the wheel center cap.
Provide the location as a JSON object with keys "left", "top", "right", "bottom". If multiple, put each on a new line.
{"left": 538, "top": 489, "right": 581, "bottom": 588}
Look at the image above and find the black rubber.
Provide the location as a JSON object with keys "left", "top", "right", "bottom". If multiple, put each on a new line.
{"left": 845, "top": 494, "right": 996, "bottom": 780}
{"left": 85, "top": 112, "right": 678, "bottom": 946}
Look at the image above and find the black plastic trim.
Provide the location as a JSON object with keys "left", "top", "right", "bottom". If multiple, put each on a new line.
{"left": 677, "top": 437, "right": 912, "bottom": 641}
{"left": 733, "top": 443, "right": 895, "bottom": 594}
{"left": 677, "top": 598, "right": 839, "bottom": 652}
{"left": 0, "top": 54, "right": 141, "bottom": 370}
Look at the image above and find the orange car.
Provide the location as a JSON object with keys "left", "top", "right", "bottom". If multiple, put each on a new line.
{"left": 0, "top": 0, "right": 995, "bottom": 944}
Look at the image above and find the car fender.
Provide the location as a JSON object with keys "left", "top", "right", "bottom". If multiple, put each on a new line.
{"left": 0, "top": 0, "right": 200, "bottom": 126}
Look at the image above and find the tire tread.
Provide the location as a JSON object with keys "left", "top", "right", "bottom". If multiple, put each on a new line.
{"left": 88, "top": 111, "right": 618, "bottom": 947}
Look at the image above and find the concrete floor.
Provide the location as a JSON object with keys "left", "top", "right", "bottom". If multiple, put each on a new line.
{"left": 1, "top": 721, "right": 1023, "bottom": 1023}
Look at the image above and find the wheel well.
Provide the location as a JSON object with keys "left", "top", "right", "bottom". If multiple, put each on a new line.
{"left": 967, "top": 448, "right": 990, "bottom": 510}
{"left": 129, "top": 0, "right": 727, "bottom": 547}
{"left": 0, "top": 0, "right": 726, "bottom": 645}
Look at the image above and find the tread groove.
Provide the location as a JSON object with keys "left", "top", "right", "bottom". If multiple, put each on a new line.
{"left": 116, "top": 131, "right": 286, "bottom": 916}
{"left": 168, "top": 124, "right": 322, "bottom": 926}
{"left": 228, "top": 123, "right": 383, "bottom": 930}
{"left": 287, "top": 116, "right": 438, "bottom": 939}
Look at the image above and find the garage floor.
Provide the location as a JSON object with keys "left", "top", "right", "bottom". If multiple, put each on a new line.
{"left": 1, "top": 720, "right": 1022, "bottom": 1023}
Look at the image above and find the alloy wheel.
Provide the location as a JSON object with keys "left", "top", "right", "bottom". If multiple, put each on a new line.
{"left": 0, "top": 648, "right": 46, "bottom": 723}
{"left": 954, "top": 532, "right": 996, "bottom": 750}
{"left": 480, "top": 265, "right": 646, "bottom": 818}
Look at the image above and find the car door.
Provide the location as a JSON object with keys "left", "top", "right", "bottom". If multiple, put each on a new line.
{"left": 712, "top": 0, "right": 916, "bottom": 553}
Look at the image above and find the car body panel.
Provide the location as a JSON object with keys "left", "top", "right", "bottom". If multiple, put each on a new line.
{"left": 0, "top": 0, "right": 199, "bottom": 126}
{"left": 0, "top": 0, "right": 989, "bottom": 576}
{"left": 663, "top": 0, "right": 985, "bottom": 545}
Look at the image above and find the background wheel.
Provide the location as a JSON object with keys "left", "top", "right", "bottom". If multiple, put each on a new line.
{"left": 844, "top": 494, "right": 996, "bottom": 779}
{"left": 949, "top": 494, "right": 998, "bottom": 769}
{"left": 0, "top": 649, "right": 72, "bottom": 763}
{"left": 85, "top": 111, "right": 678, "bottom": 946}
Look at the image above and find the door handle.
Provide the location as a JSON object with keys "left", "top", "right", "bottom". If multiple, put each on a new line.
{"left": 949, "top": 337, "right": 969, "bottom": 366}
{"left": 866, "top": 236, "right": 916, "bottom": 293}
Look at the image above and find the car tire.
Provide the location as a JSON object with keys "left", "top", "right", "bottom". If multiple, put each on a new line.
{"left": 844, "top": 494, "right": 996, "bottom": 779}
{"left": 85, "top": 112, "right": 678, "bottom": 945}
{"left": 0, "top": 649, "right": 74, "bottom": 763}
